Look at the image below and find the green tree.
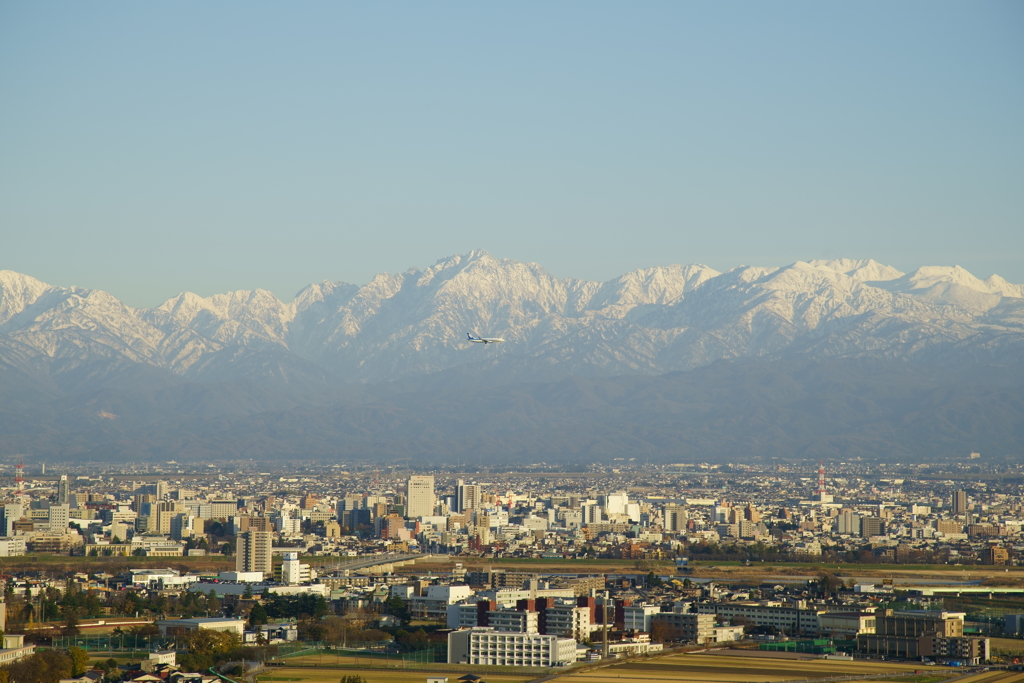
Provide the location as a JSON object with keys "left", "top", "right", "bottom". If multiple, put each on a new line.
{"left": 383, "top": 595, "right": 409, "bottom": 622}
{"left": 248, "top": 602, "right": 268, "bottom": 628}
{"left": 178, "top": 628, "right": 239, "bottom": 672}
{"left": 3, "top": 649, "right": 73, "bottom": 683}
{"left": 303, "top": 623, "right": 327, "bottom": 642}
{"left": 62, "top": 610, "right": 80, "bottom": 636}
{"left": 814, "top": 571, "right": 842, "bottom": 598}
{"left": 68, "top": 646, "right": 90, "bottom": 676}
{"left": 206, "top": 590, "right": 221, "bottom": 616}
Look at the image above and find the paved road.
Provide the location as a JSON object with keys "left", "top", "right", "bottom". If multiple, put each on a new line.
{"left": 318, "top": 553, "right": 427, "bottom": 572}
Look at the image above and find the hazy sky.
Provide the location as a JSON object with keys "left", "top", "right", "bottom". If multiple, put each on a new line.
{"left": 2, "top": 2, "right": 1022, "bottom": 307}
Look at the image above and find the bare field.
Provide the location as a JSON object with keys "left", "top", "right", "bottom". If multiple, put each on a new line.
{"left": 399, "top": 556, "right": 1024, "bottom": 585}
{"left": 991, "top": 639, "right": 1024, "bottom": 655}
{"left": 948, "top": 672, "right": 1024, "bottom": 683}
{"left": 276, "top": 653, "right": 429, "bottom": 669}
{"left": 258, "top": 666, "right": 533, "bottom": 683}
{"left": 557, "top": 651, "right": 951, "bottom": 683}
{"left": 0, "top": 554, "right": 234, "bottom": 573}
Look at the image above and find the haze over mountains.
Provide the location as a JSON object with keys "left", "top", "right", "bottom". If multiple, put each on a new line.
{"left": 1, "top": 251, "right": 1022, "bottom": 464}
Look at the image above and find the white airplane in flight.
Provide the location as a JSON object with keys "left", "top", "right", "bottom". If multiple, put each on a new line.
{"left": 467, "top": 332, "right": 505, "bottom": 344}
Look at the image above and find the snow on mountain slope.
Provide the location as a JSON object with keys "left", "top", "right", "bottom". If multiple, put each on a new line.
{"left": 806, "top": 258, "right": 904, "bottom": 282}
{"left": 0, "top": 252, "right": 1021, "bottom": 389}
{"left": 149, "top": 289, "right": 295, "bottom": 350}
{"left": 869, "top": 265, "right": 1024, "bottom": 315}
{"left": 0, "top": 270, "right": 52, "bottom": 326}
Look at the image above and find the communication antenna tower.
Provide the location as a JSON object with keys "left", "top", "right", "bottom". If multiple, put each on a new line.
{"left": 15, "top": 460, "right": 24, "bottom": 492}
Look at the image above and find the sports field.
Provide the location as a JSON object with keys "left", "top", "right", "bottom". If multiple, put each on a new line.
{"left": 273, "top": 652, "right": 436, "bottom": 669}
{"left": 558, "top": 651, "right": 951, "bottom": 683}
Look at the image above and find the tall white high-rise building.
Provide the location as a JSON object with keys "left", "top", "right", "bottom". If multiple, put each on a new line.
{"left": 456, "top": 479, "right": 482, "bottom": 513}
{"left": 48, "top": 504, "right": 70, "bottom": 532}
{"left": 664, "top": 504, "right": 687, "bottom": 532}
{"left": 406, "top": 475, "right": 435, "bottom": 519}
{"left": 236, "top": 530, "right": 273, "bottom": 576}
{"left": 603, "top": 491, "right": 629, "bottom": 516}
{"left": 836, "top": 510, "right": 861, "bottom": 535}
{"left": 1, "top": 502, "right": 24, "bottom": 537}
{"left": 57, "top": 474, "right": 70, "bottom": 506}
{"left": 281, "top": 551, "right": 312, "bottom": 585}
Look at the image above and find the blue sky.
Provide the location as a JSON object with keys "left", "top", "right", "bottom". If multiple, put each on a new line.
{"left": 1, "top": 2, "right": 1022, "bottom": 306}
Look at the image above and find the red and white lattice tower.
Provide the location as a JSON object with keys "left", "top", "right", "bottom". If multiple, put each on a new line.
{"left": 816, "top": 460, "right": 827, "bottom": 497}
{"left": 15, "top": 460, "right": 25, "bottom": 492}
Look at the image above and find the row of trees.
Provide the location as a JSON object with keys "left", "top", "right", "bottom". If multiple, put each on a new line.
{"left": 293, "top": 615, "right": 440, "bottom": 651}
{"left": 0, "top": 647, "right": 90, "bottom": 683}
{"left": 2, "top": 580, "right": 235, "bottom": 636}
{"left": 114, "top": 589, "right": 222, "bottom": 619}
{"left": 3, "top": 581, "right": 105, "bottom": 634}
{"left": 261, "top": 593, "right": 329, "bottom": 620}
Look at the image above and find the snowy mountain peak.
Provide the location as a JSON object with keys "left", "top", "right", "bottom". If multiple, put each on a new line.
{"left": 0, "top": 270, "right": 53, "bottom": 325}
{"left": 1, "top": 253, "right": 1023, "bottom": 387}
{"left": 984, "top": 275, "right": 1024, "bottom": 299}
{"left": 292, "top": 280, "right": 359, "bottom": 312}
{"left": 806, "top": 258, "right": 905, "bottom": 282}
{"left": 902, "top": 265, "right": 991, "bottom": 291}
{"left": 893, "top": 265, "right": 1022, "bottom": 298}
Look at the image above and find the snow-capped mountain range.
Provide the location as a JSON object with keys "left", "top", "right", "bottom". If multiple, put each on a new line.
{"left": 2, "top": 250, "right": 1023, "bottom": 393}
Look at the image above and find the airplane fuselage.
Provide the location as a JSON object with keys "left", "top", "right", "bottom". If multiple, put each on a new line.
{"left": 467, "top": 333, "right": 504, "bottom": 344}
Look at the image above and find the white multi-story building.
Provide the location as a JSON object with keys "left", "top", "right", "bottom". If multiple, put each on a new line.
{"left": 544, "top": 604, "right": 596, "bottom": 641}
{"left": 624, "top": 604, "right": 663, "bottom": 632}
{"left": 1, "top": 502, "right": 24, "bottom": 537}
{"left": 697, "top": 603, "right": 823, "bottom": 636}
{"left": 48, "top": 504, "right": 69, "bottom": 532}
{"left": 607, "top": 634, "right": 663, "bottom": 657}
{"left": 280, "top": 551, "right": 313, "bottom": 585}
{"left": 603, "top": 492, "right": 628, "bottom": 516}
{"left": 818, "top": 612, "right": 876, "bottom": 637}
{"left": 836, "top": 511, "right": 861, "bottom": 535}
{"left": 447, "top": 602, "right": 484, "bottom": 630}
{"left": 487, "top": 610, "right": 538, "bottom": 634}
{"left": 274, "top": 515, "right": 301, "bottom": 536}
{"left": 456, "top": 480, "right": 482, "bottom": 513}
{"left": 448, "top": 628, "right": 576, "bottom": 667}
{"left": 0, "top": 538, "right": 26, "bottom": 557}
{"left": 99, "top": 507, "right": 138, "bottom": 525}
{"left": 664, "top": 505, "right": 687, "bottom": 532}
{"left": 236, "top": 530, "right": 273, "bottom": 575}
{"left": 412, "top": 585, "right": 474, "bottom": 620}
{"left": 407, "top": 475, "right": 435, "bottom": 519}
{"left": 625, "top": 503, "right": 642, "bottom": 522}
{"left": 57, "top": 475, "right": 70, "bottom": 506}
{"left": 0, "top": 635, "right": 34, "bottom": 666}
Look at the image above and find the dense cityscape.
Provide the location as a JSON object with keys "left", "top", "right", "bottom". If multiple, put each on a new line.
{"left": 0, "top": 457, "right": 1021, "bottom": 681}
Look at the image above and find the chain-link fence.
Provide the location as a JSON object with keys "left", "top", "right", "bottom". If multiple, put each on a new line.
{"left": 271, "top": 644, "right": 444, "bottom": 667}
{"left": 50, "top": 636, "right": 444, "bottom": 668}
{"left": 52, "top": 634, "right": 178, "bottom": 652}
